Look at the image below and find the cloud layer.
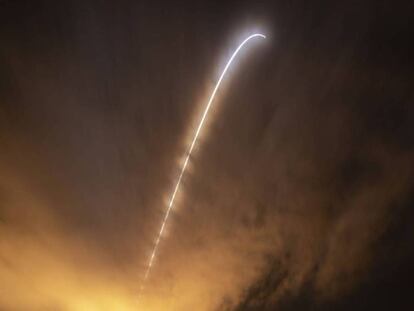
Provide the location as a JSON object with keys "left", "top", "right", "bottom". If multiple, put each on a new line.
{"left": 1, "top": 1, "right": 413, "bottom": 310}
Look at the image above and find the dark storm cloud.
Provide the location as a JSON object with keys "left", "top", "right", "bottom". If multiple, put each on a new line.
{"left": 0, "top": 1, "right": 413, "bottom": 310}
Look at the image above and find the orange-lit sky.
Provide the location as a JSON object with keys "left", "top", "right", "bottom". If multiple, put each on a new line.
{"left": 1, "top": 1, "right": 414, "bottom": 310}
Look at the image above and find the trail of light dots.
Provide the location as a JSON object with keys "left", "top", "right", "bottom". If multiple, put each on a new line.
{"left": 140, "top": 33, "right": 266, "bottom": 293}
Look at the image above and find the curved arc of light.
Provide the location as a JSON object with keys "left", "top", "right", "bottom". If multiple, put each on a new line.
{"left": 142, "top": 33, "right": 266, "bottom": 285}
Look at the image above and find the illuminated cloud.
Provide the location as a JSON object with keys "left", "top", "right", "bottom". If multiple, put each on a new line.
{"left": 0, "top": 1, "right": 413, "bottom": 311}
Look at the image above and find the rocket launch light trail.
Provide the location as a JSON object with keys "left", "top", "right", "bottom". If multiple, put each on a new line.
{"left": 140, "top": 33, "right": 266, "bottom": 292}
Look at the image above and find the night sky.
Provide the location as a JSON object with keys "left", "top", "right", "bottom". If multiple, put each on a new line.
{"left": 1, "top": 1, "right": 414, "bottom": 310}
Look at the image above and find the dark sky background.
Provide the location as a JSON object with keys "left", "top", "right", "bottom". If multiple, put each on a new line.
{"left": 1, "top": 1, "right": 414, "bottom": 310}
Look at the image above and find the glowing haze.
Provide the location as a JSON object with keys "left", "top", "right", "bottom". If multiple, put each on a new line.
{"left": 141, "top": 33, "right": 266, "bottom": 291}
{"left": 2, "top": 2, "right": 413, "bottom": 311}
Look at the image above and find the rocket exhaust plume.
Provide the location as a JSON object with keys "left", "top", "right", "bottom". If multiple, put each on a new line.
{"left": 140, "top": 33, "right": 266, "bottom": 294}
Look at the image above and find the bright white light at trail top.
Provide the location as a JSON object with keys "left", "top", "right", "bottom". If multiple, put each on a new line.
{"left": 139, "top": 33, "right": 266, "bottom": 294}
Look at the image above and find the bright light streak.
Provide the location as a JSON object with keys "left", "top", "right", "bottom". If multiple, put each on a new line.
{"left": 140, "top": 33, "right": 266, "bottom": 293}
